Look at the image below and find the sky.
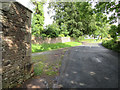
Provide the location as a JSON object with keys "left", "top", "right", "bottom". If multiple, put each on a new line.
{"left": 16, "top": 0, "right": 54, "bottom": 27}
{"left": 16, "top": 0, "right": 34, "bottom": 11}
{"left": 43, "top": 0, "right": 55, "bottom": 27}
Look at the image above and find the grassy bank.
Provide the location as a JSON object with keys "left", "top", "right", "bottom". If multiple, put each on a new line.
{"left": 32, "top": 39, "right": 103, "bottom": 53}
{"left": 32, "top": 42, "right": 82, "bottom": 53}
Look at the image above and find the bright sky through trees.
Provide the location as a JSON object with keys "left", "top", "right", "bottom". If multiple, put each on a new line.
{"left": 16, "top": 0, "right": 118, "bottom": 26}
{"left": 43, "top": 0, "right": 118, "bottom": 26}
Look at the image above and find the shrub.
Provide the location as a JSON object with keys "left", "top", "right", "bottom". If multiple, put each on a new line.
{"left": 109, "top": 25, "right": 119, "bottom": 40}
{"left": 102, "top": 39, "right": 120, "bottom": 52}
{"left": 60, "top": 23, "right": 69, "bottom": 36}
{"left": 41, "top": 23, "right": 60, "bottom": 38}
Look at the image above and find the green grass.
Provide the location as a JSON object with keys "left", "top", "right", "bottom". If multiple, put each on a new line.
{"left": 32, "top": 42, "right": 82, "bottom": 53}
{"left": 32, "top": 39, "right": 103, "bottom": 76}
{"left": 33, "top": 58, "right": 61, "bottom": 76}
{"left": 34, "top": 62, "right": 59, "bottom": 76}
{"left": 32, "top": 39, "right": 102, "bottom": 53}
{"left": 34, "top": 62, "right": 44, "bottom": 76}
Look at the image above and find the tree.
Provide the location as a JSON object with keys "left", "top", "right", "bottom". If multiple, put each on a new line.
{"left": 94, "top": 1, "right": 119, "bottom": 24}
{"left": 109, "top": 25, "right": 120, "bottom": 40}
{"left": 94, "top": 1, "right": 119, "bottom": 40}
{"left": 90, "top": 13, "right": 110, "bottom": 39}
{"left": 31, "top": 0, "right": 44, "bottom": 36}
{"left": 48, "top": 2, "right": 95, "bottom": 38}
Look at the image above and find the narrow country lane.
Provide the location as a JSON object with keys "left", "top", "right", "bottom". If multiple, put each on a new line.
{"left": 56, "top": 45, "right": 119, "bottom": 88}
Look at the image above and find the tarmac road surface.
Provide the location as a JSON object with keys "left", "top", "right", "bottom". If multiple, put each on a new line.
{"left": 57, "top": 45, "right": 119, "bottom": 88}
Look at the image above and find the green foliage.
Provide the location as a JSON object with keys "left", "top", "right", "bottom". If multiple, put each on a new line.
{"left": 42, "top": 23, "right": 60, "bottom": 38}
{"left": 48, "top": 2, "right": 95, "bottom": 38}
{"left": 34, "top": 62, "right": 44, "bottom": 75}
{"left": 60, "top": 23, "right": 69, "bottom": 37}
{"left": 32, "top": 42, "right": 82, "bottom": 53}
{"left": 34, "top": 61, "right": 59, "bottom": 76}
{"left": 94, "top": 2, "right": 119, "bottom": 24}
{"left": 89, "top": 12, "right": 110, "bottom": 39}
{"left": 109, "top": 25, "right": 119, "bottom": 40}
{"left": 102, "top": 39, "right": 120, "bottom": 52}
{"left": 31, "top": 1, "right": 44, "bottom": 36}
{"left": 78, "top": 36, "right": 85, "bottom": 41}
{"left": 94, "top": 1, "right": 119, "bottom": 38}
{"left": 94, "top": 1, "right": 120, "bottom": 52}
{"left": 58, "top": 34, "right": 65, "bottom": 37}
{"left": 48, "top": 2, "right": 110, "bottom": 38}
{"left": 32, "top": 39, "right": 101, "bottom": 53}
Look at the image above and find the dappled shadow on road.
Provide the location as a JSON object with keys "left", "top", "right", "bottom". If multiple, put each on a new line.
{"left": 55, "top": 45, "right": 118, "bottom": 88}
{"left": 55, "top": 70, "right": 112, "bottom": 88}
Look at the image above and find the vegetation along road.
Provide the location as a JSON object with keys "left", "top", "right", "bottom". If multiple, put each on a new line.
{"left": 20, "top": 43, "right": 119, "bottom": 88}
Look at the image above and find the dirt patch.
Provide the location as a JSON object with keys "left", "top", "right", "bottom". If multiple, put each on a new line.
{"left": 19, "top": 48, "right": 69, "bottom": 88}
{"left": 32, "top": 48, "right": 68, "bottom": 88}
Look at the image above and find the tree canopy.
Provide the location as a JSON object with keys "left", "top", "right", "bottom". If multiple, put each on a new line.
{"left": 47, "top": 2, "right": 110, "bottom": 38}
{"left": 94, "top": 1, "right": 119, "bottom": 40}
{"left": 31, "top": 1, "right": 119, "bottom": 40}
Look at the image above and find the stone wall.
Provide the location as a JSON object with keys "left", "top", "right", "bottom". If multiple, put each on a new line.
{"left": 32, "top": 36, "right": 75, "bottom": 44}
{"left": 0, "top": 31, "right": 2, "bottom": 89}
{"left": 0, "top": 2, "right": 33, "bottom": 88}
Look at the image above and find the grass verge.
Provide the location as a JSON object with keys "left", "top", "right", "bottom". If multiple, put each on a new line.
{"left": 32, "top": 42, "right": 82, "bottom": 53}
{"left": 32, "top": 39, "right": 102, "bottom": 53}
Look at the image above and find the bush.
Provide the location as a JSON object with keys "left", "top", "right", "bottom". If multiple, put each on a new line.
{"left": 42, "top": 23, "right": 60, "bottom": 38}
{"left": 58, "top": 34, "right": 65, "bottom": 37}
{"left": 102, "top": 39, "right": 120, "bottom": 52}
{"left": 109, "top": 25, "right": 119, "bottom": 40}
{"left": 60, "top": 23, "right": 69, "bottom": 36}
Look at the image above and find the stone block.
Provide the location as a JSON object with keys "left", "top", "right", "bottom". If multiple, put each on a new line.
{"left": 21, "top": 28, "right": 26, "bottom": 32}
{"left": 0, "top": 14, "right": 3, "bottom": 21}
{"left": 25, "top": 34, "right": 31, "bottom": 43}
{"left": 3, "top": 60, "right": 11, "bottom": 66}
{"left": 0, "top": 42, "right": 2, "bottom": 48}
{"left": 2, "top": 2, "right": 11, "bottom": 12}
{"left": 0, "top": 64, "right": 2, "bottom": 74}
{"left": 0, "top": 3, "right": 2, "bottom": 10}
{"left": 0, "top": 22, "right": 2, "bottom": 30}
{"left": 26, "top": 49, "right": 31, "bottom": 56}
{"left": 27, "top": 10, "right": 31, "bottom": 18}
{"left": 0, "top": 32, "right": 2, "bottom": 48}
{"left": 0, "top": 75, "right": 2, "bottom": 90}
{"left": 0, "top": 10, "right": 3, "bottom": 15}
{"left": 9, "top": 7, "right": 15, "bottom": 15}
